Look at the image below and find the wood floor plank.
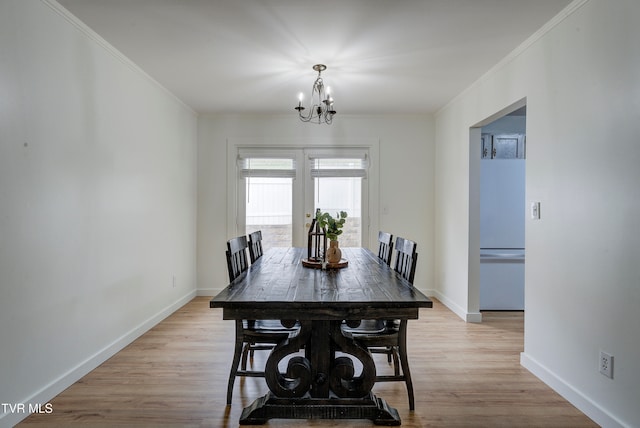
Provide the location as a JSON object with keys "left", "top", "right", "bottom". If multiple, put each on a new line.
{"left": 18, "top": 297, "right": 597, "bottom": 427}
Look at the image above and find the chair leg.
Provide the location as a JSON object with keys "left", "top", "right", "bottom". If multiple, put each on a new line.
{"left": 391, "top": 346, "right": 400, "bottom": 376}
{"left": 241, "top": 343, "right": 250, "bottom": 370}
{"left": 227, "top": 320, "right": 245, "bottom": 405}
{"left": 398, "top": 320, "right": 415, "bottom": 411}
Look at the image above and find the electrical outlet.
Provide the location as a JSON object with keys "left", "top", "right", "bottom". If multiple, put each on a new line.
{"left": 599, "top": 350, "right": 613, "bottom": 379}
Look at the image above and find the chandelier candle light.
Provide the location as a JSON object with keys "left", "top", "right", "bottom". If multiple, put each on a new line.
{"left": 295, "top": 64, "right": 336, "bottom": 124}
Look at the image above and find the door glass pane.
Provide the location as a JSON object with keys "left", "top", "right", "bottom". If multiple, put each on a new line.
{"left": 246, "top": 177, "right": 292, "bottom": 250}
{"left": 314, "top": 177, "right": 361, "bottom": 247}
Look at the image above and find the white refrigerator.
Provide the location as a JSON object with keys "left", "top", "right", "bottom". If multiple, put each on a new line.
{"left": 480, "top": 159, "right": 525, "bottom": 310}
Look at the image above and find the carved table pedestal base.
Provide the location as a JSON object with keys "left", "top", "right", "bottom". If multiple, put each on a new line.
{"left": 239, "top": 392, "right": 401, "bottom": 426}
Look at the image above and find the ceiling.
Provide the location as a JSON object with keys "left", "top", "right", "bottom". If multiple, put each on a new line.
{"left": 57, "top": 0, "right": 572, "bottom": 115}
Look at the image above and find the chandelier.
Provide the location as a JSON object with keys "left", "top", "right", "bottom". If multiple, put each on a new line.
{"left": 295, "top": 64, "right": 336, "bottom": 124}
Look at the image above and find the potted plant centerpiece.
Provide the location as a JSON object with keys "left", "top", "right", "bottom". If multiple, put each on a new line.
{"left": 316, "top": 210, "right": 348, "bottom": 263}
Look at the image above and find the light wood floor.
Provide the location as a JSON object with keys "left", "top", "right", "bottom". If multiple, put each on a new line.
{"left": 19, "top": 297, "right": 597, "bottom": 427}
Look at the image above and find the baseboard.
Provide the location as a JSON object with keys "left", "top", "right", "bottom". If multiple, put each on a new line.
{"left": 432, "top": 290, "right": 483, "bottom": 323}
{"left": 197, "top": 287, "right": 220, "bottom": 297}
{"left": 520, "top": 352, "right": 627, "bottom": 428}
{"left": 0, "top": 290, "right": 196, "bottom": 428}
{"left": 419, "top": 287, "right": 437, "bottom": 297}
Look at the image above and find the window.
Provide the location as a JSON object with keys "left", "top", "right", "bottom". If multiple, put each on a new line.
{"left": 235, "top": 147, "right": 371, "bottom": 248}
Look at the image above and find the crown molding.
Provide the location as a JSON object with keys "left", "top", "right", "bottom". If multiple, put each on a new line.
{"left": 436, "top": 0, "right": 590, "bottom": 118}
{"left": 41, "top": 0, "right": 196, "bottom": 116}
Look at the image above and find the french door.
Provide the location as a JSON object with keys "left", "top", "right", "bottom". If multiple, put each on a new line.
{"left": 237, "top": 147, "right": 369, "bottom": 249}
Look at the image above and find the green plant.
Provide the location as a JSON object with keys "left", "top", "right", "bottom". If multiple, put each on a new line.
{"left": 315, "top": 210, "right": 348, "bottom": 241}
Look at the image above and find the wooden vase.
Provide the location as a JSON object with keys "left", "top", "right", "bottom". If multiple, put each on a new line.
{"left": 326, "top": 240, "right": 342, "bottom": 263}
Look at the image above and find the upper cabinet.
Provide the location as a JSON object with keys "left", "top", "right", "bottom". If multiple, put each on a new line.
{"left": 481, "top": 133, "right": 526, "bottom": 159}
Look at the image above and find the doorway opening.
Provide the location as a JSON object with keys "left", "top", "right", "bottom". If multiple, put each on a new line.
{"left": 469, "top": 98, "right": 527, "bottom": 320}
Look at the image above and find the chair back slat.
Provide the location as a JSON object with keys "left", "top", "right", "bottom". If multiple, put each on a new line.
{"left": 248, "top": 230, "right": 263, "bottom": 263}
{"left": 226, "top": 236, "right": 249, "bottom": 282}
{"left": 393, "top": 237, "right": 418, "bottom": 284}
{"left": 377, "top": 231, "right": 394, "bottom": 266}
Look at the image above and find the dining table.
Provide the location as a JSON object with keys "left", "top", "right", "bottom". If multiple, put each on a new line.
{"left": 210, "top": 247, "right": 433, "bottom": 425}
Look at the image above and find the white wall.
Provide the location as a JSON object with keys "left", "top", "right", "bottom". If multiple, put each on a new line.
{"left": 434, "top": 0, "right": 640, "bottom": 426}
{"left": 197, "top": 114, "right": 435, "bottom": 296}
{"left": 0, "top": 2, "right": 198, "bottom": 425}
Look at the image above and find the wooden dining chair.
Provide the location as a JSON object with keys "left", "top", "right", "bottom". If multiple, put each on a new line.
{"left": 248, "top": 230, "right": 263, "bottom": 263}
{"left": 377, "top": 231, "right": 394, "bottom": 266}
{"left": 347, "top": 231, "right": 393, "bottom": 358}
{"left": 224, "top": 236, "right": 299, "bottom": 405}
{"left": 226, "top": 235, "right": 249, "bottom": 282}
{"left": 343, "top": 236, "right": 419, "bottom": 410}
{"left": 393, "top": 236, "right": 418, "bottom": 284}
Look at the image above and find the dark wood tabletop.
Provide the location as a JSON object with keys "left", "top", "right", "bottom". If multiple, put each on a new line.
{"left": 210, "top": 247, "right": 433, "bottom": 319}
{"left": 210, "top": 247, "right": 432, "bottom": 425}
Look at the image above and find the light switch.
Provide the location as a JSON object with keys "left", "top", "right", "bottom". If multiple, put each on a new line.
{"left": 531, "top": 202, "right": 541, "bottom": 220}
